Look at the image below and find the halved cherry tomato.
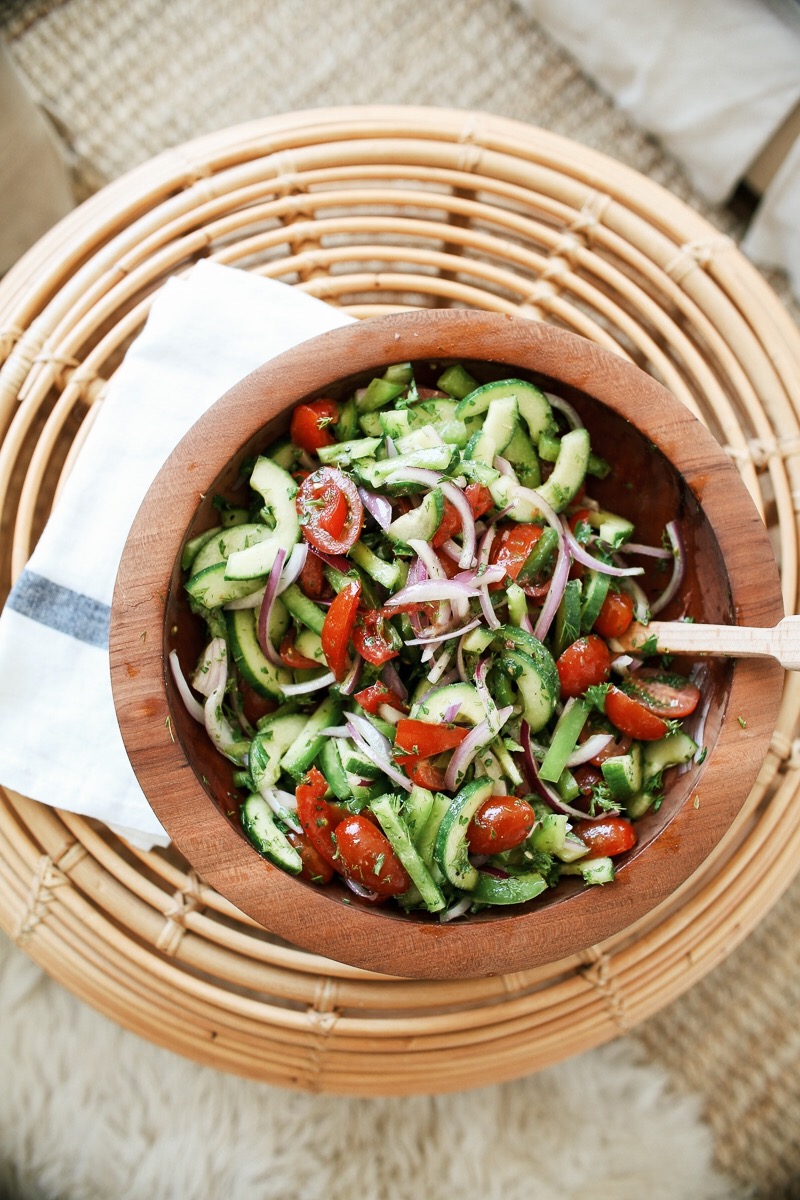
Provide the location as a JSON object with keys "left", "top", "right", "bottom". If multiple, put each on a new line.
{"left": 435, "top": 551, "right": 461, "bottom": 580}
{"left": 556, "top": 635, "right": 612, "bottom": 698}
{"left": 297, "top": 467, "right": 364, "bottom": 555}
{"left": 354, "top": 680, "right": 409, "bottom": 715}
{"left": 279, "top": 629, "right": 320, "bottom": 670}
{"left": 352, "top": 610, "right": 399, "bottom": 667}
{"left": 286, "top": 831, "right": 335, "bottom": 885}
{"left": 604, "top": 686, "right": 668, "bottom": 741}
{"left": 295, "top": 767, "right": 347, "bottom": 870}
{"left": 592, "top": 590, "right": 635, "bottom": 639}
{"left": 572, "top": 816, "right": 637, "bottom": 859}
{"left": 579, "top": 723, "right": 632, "bottom": 765}
{"left": 297, "top": 552, "right": 329, "bottom": 600}
{"left": 467, "top": 795, "right": 535, "bottom": 855}
{"left": 394, "top": 718, "right": 471, "bottom": 757}
{"left": 572, "top": 764, "right": 604, "bottom": 798}
{"left": 489, "top": 523, "right": 544, "bottom": 589}
{"left": 289, "top": 397, "right": 339, "bottom": 454}
{"left": 321, "top": 577, "right": 361, "bottom": 680}
{"left": 395, "top": 754, "right": 448, "bottom": 790}
{"left": 334, "top": 815, "right": 411, "bottom": 896}
{"left": 624, "top": 669, "right": 701, "bottom": 719}
{"left": 432, "top": 483, "right": 494, "bottom": 548}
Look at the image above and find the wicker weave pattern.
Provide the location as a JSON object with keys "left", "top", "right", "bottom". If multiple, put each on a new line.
{"left": 0, "top": 110, "right": 799, "bottom": 1133}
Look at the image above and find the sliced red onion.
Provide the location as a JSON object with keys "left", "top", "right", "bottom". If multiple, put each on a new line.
{"left": 478, "top": 583, "right": 501, "bottom": 630}
{"left": 565, "top": 733, "right": 613, "bottom": 767}
{"left": 444, "top": 704, "right": 513, "bottom": 791}
{"left": 439, "top": 896, "right": 472, "bottom": 923}
{"left": 533, "top": 536, "right": 570, "bottom": 641}
{"left": 357, "top": 486, "right": 392, "bottom": 530}
{"left": 223, "top": 585, "right": 266, "bottom": 611}
{"left": 439, "top": 539, "right": 462, "bottom": 562}
{"left": 281, "top": 670, "right": 336, "bottom": 696}
{"left": 385, "top": 466, "right": 441, "bottom": 489}
{"left": 377, "top": 703, "right": 403, "bottom": 725}
{"left": 385, "top": 435, "right": 398, "bottom": 458}
{"left": 436, "top": 668, "right": 460, "bottom": 688}
{"left": 385, "top": 578, "right": 483, "bottom": 607}
{"left": 562, "top": 521, "right": 644, "bottom": 578}
{"left": 426, "top": 643, "right": 456, "bottom": 684}
{"left": 339, "top": 655, "right": 363, "bottom": 697}
{"left": 475, "top": 659, "right": 501, "bottom": 731}
{"left": 621, "top": 542, "right": 673, "bottom": 559}
{"left": 308, "top": 545, "right": 351, "bottom": 574}
{"left": 407, "top": 537, "right": 456, "bottom": 625}
{"left": 257, "top": 546, "right": 287, "bottom": 667}
{"left": 192, "top": 640, "right": 226, "bottom": 697}
{"left": 271, "top": 787, "right": 299, "bottom": 812}
{"left": 169, "top": 650, "right": 205, "bottom": 722}
{"left": 404, "top": 618, "right": 481, "bottom": 647}
{"left": 545, "top": 392, "right": 584, "bottom": 429}
{"left": 620, "top": 576, "right": 651, "bottom": 624}
{"left": 277, "top": 542, "right": 309, "bottom": 593}
{"left": 520, "top": 720, "right": 601, "bottom": 820}
{"left": 610, "top": 654, "right": 638, "bottom": 676}
{"left": 477, "top": 523, "right": 496, "bottom": 568}
{"left": 203, "top": 643, "right": 247, "bottom": 763}
{"left": 297, "top": 450, "right": 315, "bottom": 471}
{"left": 258, "top": 785, "right": 302, "bottom": 834}
{"left": 650, "top": 521, "right": 686, "bottom": 615}
{"left": 319, "top": 725, "right": 353, "bottom": 738}
{"left": 381, "top": 659, "right": 408, "bottom": 701}
{"left": 437, "top": 479, "right": 477, "bottom": 569}
{"left": 443, "top": 701, "right": 461, "bottom": 722}
{"left": 345, "top": 877, "right": 382, "bottom": 901}
{"left": 494, "top": 455, "right": 515, "bottom": 477}
{"left": 345, "top": 716, "right": 413, "bottom": 792}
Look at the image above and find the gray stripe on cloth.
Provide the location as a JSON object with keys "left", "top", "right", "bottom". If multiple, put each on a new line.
{"left": 6, "top": 570, "right": 110, "bottom": 648}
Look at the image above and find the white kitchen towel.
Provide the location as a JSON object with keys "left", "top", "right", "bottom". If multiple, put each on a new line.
{"left": 0, "top": 261, "right": 353, "bottom": 848}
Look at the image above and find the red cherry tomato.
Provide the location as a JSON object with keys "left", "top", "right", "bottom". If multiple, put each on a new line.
{"left": 238, "top": 681, "right": 277, "bottom": 726}
{"left": 395, "top": 754, "right": 448, "bottom": 791}
{"left": 572, "top": 816, "right": 637, "bottom": 859}
{"left": 297, "top": 552, "right": 329, "bottom": 600}
{"left": 489, "top": 523, "right": 544, "bottom": 589}
{"left": 604, "top": 686, "right": 669, "bottom": 741}
{"left": 297, "top": 467, "right": 364, "bottom": 555}
{"left": 592, "top": 590, "right": 635, "bottom": 639}
{"left": 289, "top": 397, "right": 339, "bottom": 454}
{"left": 466, "top": 795, "right": 535, "bottom": 855}
{"left": 394, "top": 718, "right": 471, "bottom": 757}
{"left": 624, "top": 669, "right": 701, "bottom": 718}
{"left": 295, "top": 767, "right": 346, "bottom": 870}
{"left": 354, "top": 680, "right": 408, "bottom": 716}
{"left": 432, "top": 483, "right": 494, "bottom": 548}
{"left": 334, "top": 815, "right": 411, "bottom": 896}
{"left": 278, "top": 629, "right": 320, "bottom": 670}
{"left": 572, "top": 764, "right": 604, "bottom": 798}
{"left": 320, "top": 577, "right": 361, "bottom": 680}
{"left": 286, "top": 831, "right": 335, "bottom": 884}
{"left": 351, "top": 610, "right": 399, "bottom": 667}
{"left": 556, "top": 635, "right": 612, "bottom": 698}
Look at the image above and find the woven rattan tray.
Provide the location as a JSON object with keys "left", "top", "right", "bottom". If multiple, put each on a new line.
{"left": 2, "top": 106, "right": 800, "bottom": 1095}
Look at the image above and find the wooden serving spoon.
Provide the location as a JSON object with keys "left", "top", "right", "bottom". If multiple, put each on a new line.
{"left": 613, "top": 617, "right": 800, "bottom": 671}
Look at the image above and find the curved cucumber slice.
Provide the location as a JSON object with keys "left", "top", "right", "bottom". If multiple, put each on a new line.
{"left": 191, "top": 523, "right": 272, "bottom": 576}
{"left": 249, "top": 713, "right": 308, "bottom": 791}
{"left": 535, "top": 427, "right": 590, "bottom": 513}
{"left": 225, "top": 604, "right": 291, "bottom": 699}
{"left": 434, "top": 777, "right": 494, "bottom": 890}
{"left": 498, "top": 646, "right": 559, "bottom": 733}
{"left": 409, "top": 682, "right": 486, "bottom": 726}
{"left": 185, "top": 560, "right": 264, "bottom": 608}
{"left": 471, "top": 870, "right": 547, "bottom": 905}
{"left": 386, "top": 488, "right": 444, "bottom": 548}
{"left": 369, "top": 793, "right": 446, "bottom": 913}
{"left": 455, "top": 379, "right": 555, "bottom": 446}
{"left": 225, "top": 458, "right": 300, "bottom": 580}
{"left": 240, "top": 794, "right": 303, "bottom": 875}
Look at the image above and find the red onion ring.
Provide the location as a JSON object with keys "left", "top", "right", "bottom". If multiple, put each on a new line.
{"left": 565, "top": 733, "right": 614, "bottom": 767}
{"left": 281, "top": 670, "right": 336, "bottom": 696}
{"left": 257, "top": 546, "right": 288, "bottom": 667}
{"left": 344, "top": 878, "right": 382, "bottom": 901}
{"left": 345, "top": 716, "right": 413, "bottom": 792}
{"left": 621, "top": 542, "right": 672, "bottom": 559}
{"left": 404, "top": 618, "right": 481, "bottom": 647}
{"left": 562, "top": 521, "right": 644, "bottom": 578}
{"left": 650, "top": 521, "right": 686, "bottom": 615}
{"left": 444, "top": 704, "right": 513, "bottom": 791}
{"left": 169, "top": 650, "right": 205, "bottom": 722}
{"left": 520, "top": 720, "right": 602, "bottom": 820}
{"left": 308, "top": 545, "right": 352, "bottom": 574}
{"left": 381, "top": 659, "right": 408, "bottom": 701}
{"left": 339, "top": 655, "right": 364, "bottom": 696}
{"left": 357, "top": 486, "right": 392, "bottom": 530}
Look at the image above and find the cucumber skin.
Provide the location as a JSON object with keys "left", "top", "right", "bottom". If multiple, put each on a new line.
{"left": 434, "top": 778, "right": 494, "bottom": 890}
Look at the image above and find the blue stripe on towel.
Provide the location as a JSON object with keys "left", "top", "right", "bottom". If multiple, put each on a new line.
{"left": 6, "top": 570, "right": 110, "bottom": 648}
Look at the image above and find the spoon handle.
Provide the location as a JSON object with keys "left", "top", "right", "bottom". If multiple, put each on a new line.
{"left": 616, "top": 616, "right": 800, "bottom": 670}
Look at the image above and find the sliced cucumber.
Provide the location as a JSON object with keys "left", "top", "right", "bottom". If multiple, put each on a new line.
{"left": 357, "top": 410, "right": 384, "bottom": 437}
{"left": 319, "top": 737, "right": 351, "bottom": 801}
{"left": 483, "top": 395, "right": 518, "bottom": 454}
{"left": 226, "top": 605, "right": 291, "bottom": 699}
{"left": 369, "top": 794, "right": 446, "bottom": 913}
{"left": 186, "top": 561, "right": 265, "bottom": 609}
{"left": 191, "top": 522, "right": 272, "bottom": 576}
{"left": 356, "top": 376, "right": 406, "bottom": 412}
{"left": 348, "top": 540, "right": 401, "bottom": 589}
{"left": 530, "top": 812, "right": 568, "bottom": 855}
{"left": 626, "top": 731, "right": 698, "bottom": 818}
{"left": 502, "top": 425, "right": 541, "bottom": 488}
{"left": 416, "top": 791, "right": 452, "bottom": 877}
{"left": 536, "top": 427, "right": 591, "bottom": 513}
{"left": 355, "top": 444, "right": 458, "bottom": 490}
{"left": 589, "top": 509, "right": 634, "bottom": 551}
{"left": 267, "top": 437, "right": 298, "bottom": 470}
{"left": 560, "top": 856, "right": 615, "bottom": 885}
{"left": 394, "top": 424, "right": 444, "bottom": 455}
{"left": 456, "top": 380, "right": 555, "bottom": 447}
{"left": 471, "top": 870, "right": 547, "bottom": 905}
{"left": 539, "top": 698, "right": 590, "bottom": 783}
{"left": 249, "top": 712, "right": 308, "bottom": 791}
{"left": 385, "top": 488, "right": 444, "bottom": 549}
{"left": 434, "top": 777, "right": 494, "bottom": 890}
{"left": 580, "top": 570, "right": 610, "bottom": 633}
{"left": 225, "top": 458, "right": 301, "bottom": 580}
{"left": 240, "top": 795, "right": 303, "bottom": 874}
{"left": 294, "top": 628, "right": 327, "bottom": 665}
{"left": 336, "top": 396, "right": 359, "bottom": 441}
{"left": 498, "top": 646, "right": 558, "bottom": 733}
{"left": 182, "top": 525, "right": 223, "bottom": 572}
{"left": 280, "top": 583, "right": 327, "bottom": 636}
{"left": 280, "top": 695, "right": 343, "bottom": 780}
{"left": 553, "top": 578, "right": 582, "bottom": 657}
{"left": 601, "top": 742, "right": 643, "bottom": 800}
{"left": 317, "top": 436, "right": 382, "bottom": 465}
{"left": 339, "top": 738, "right": 384, "bottom": 780}
{"left": 403, "top": 785, "right": 435, "bottom": 844}
{"left": 409, "top": 682, "right": 486, "bottom": 726}
{"left": 437, "top": 363, "right": 479, "bottom": 399}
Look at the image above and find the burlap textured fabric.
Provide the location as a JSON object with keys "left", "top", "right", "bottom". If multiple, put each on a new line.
{"left": 3, "top": 1, "right": 799, "bottom": 1195}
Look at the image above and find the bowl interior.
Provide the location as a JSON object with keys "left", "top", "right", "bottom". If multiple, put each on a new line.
{"left": 111, "top": 312, "right": 784, "bottom": 978}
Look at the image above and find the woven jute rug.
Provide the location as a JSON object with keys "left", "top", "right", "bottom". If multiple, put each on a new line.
{"left": 3, "top": 2, "right": 800, "bottom": 1196}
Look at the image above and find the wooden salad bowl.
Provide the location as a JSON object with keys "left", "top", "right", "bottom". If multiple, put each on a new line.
{"left": 109, "top": 310, "right": 784, "bottom": 979}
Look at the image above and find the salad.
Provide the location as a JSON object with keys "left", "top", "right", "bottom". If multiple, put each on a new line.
{"left": 172, "top": 360, "right": 704, "bottom": 920}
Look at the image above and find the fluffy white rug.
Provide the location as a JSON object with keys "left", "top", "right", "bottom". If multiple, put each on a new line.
{"left": 0, "top": 933, "right": 739, "bottom": 1200}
